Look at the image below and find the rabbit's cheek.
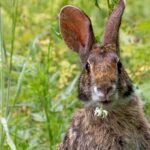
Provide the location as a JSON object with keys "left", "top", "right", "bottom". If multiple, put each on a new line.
{"left": 91, "top": 88, "right": 101, "bottom": 102}
{"left": 91, "top": 86, "right": 105, "bottom": 102}
{"left": 108, "top": 84, "right": 117, "bottom": 96}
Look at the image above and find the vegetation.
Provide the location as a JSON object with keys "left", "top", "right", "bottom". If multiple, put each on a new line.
{"left": 0, "top": 0, "right": 150, "bottom": 149}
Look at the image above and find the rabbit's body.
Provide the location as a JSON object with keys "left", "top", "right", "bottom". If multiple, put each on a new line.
{"left": 59, "top": 0, "right": 150, "bottom": 149}
{"left": 60, "top": 96, "right": 150, "bottom": 150}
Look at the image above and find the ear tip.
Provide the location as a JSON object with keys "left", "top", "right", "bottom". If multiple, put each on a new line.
{"left": 123, "top": 0, "right": 126, "bottom": 5}
{"left": 120, "top": 0, "right": 126, "bottom": 6}
{"left": 59, "top": 5, "right": 80, "bottom": 17}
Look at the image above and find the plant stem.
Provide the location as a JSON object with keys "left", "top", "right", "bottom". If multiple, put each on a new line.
{"left": 6, "top": 0, "right": 18, "bottom": 117}
{"left": 0, "top": 5, "right": 5, "bottom": 150}
{"left": 45, "top": 41, "right": 53, "bottom": 150}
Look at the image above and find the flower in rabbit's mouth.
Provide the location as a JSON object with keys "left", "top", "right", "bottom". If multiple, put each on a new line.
{"left": 94, "top": 106, "right": 108, "bottom": 118}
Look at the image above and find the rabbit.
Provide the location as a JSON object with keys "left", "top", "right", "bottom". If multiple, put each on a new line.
{"left": 59, "top": 0, "right": 150, "bottom": 149}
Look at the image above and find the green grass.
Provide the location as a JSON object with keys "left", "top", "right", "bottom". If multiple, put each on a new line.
{"left": 0, "top": 0, "right": 150, "bottom": 149}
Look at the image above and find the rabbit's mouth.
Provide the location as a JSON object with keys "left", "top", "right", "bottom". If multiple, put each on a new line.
{"left": 101, "top": 99, "right": 112, "bottom": 105}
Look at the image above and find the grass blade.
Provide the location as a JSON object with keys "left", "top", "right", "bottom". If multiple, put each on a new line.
{"left": 0, "top": 118, "right": 16, "bottom": 150}
{"left": 0, "top": 5, "right": 6, "bottom": 150}
{"left": 6, "top": 0, "right": 18, "bottom": 115}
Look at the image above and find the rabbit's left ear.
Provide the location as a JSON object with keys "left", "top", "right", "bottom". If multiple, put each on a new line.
{"left": 59, "top": 6, "right": 96, "bottom": 64}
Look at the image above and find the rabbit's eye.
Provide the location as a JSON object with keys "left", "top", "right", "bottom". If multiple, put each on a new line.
{"left": 85, "top": 62, "right": 90, "bottom": 72}
{"left": 117, "top": 61, "right": 122, "bottom": 74}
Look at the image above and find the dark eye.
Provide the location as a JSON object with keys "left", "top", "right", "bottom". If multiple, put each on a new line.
{"left": 117, "top": 61, "right": 122, "bottom": 74}
{"left": 85, "top": 62, "right": 90, "bottom": 72}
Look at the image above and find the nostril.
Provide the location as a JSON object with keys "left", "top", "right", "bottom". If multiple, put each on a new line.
{"left": 97, "top": 87, "right": 102, "bottom": 91}
{"left": 97, "top": 86, "right": 112, "bottom": 95}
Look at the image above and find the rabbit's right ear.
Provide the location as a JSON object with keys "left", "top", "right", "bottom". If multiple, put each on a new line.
{"left": 59, "top": 6, "right": 96, "bottom": 64}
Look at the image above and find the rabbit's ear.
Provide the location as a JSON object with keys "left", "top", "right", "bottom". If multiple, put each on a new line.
{"left": 59, "top": 6, "right": 96, "bottom": 64}
{"left": 103, "top": 0, "right": 126, "bottom": 55}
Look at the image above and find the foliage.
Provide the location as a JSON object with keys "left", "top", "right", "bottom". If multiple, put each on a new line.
{"left": 0, "top": 0, "right": 150, "bottom": 149}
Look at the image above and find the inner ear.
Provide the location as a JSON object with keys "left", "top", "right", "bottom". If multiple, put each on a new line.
{"left": 59, "top": 5, "right": 96, "bottom": 64}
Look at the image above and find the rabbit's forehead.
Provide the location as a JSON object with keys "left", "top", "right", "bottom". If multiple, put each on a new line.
{"left": 93, "top": 62, "right": 117, "bottom": 81}
{"left": 88, "top": 50, "right": 118, "bottom": 66}
{"left": 87, "top": 49, "right": 118, "bottom": 81}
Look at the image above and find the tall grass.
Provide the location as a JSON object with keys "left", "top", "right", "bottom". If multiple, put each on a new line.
{"left": 39, "top": 42, "right": 53, "bottom": 149}
{"left": 0, "top": 4, "right": 5, "bottom": 149}
{"left": 6, "top": 0, "right": 18, "bottom": 118}
{"left": 0, "top": 0, "right": 150, "bottom": 149}
{"left": 0, "top": 0, "right": 18, "bottom": 149}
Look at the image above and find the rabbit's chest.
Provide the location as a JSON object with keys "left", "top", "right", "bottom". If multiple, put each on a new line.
{"left": 68, "top": 124, "right": 143, "bottom": 150}
{"left": 65, "top": 108, "right": 150, "bottom": 150}
{"left": 61, "top": 109, "right": 150, "bottom": 150}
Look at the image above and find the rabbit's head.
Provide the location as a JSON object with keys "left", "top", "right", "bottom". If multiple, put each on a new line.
{"left": 59, "top": 0, "right": 133, "bottom": 107}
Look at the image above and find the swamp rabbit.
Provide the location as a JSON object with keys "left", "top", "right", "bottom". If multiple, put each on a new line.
{"left": 59, "top": 0, "right": 150, "bottom": 149}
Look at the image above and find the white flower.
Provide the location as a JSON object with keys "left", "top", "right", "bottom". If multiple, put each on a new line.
{"left": 94, "top": 107, "right": 108, "bottom": 118}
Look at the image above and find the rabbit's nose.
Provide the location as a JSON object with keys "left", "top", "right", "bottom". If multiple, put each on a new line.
{"left": 97, "top": 85, "right": 112, "bottom": 96}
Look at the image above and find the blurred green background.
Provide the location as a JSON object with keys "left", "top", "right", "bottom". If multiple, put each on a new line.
{"left": 0, "top": 0, "right": 150, "bottom": 149}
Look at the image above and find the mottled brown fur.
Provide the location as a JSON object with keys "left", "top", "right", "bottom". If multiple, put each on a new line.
{"left": 59, "top": 0, "right": 150, "bottom": 149}
{"left": 59, "top": 97, "right": 150, "bottom": 150}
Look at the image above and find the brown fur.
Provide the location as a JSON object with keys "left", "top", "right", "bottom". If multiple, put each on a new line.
{"left": 59, "top": 96, "right": 150, "bottom": 150}
{"left": 59, "top": 0, "right": 150, "bottom": 149}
